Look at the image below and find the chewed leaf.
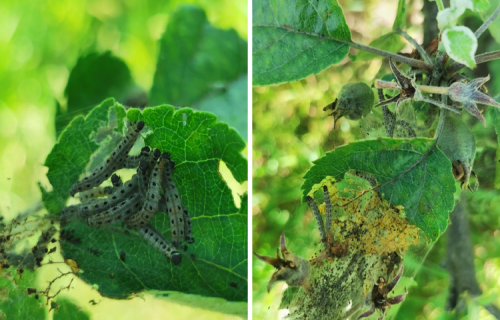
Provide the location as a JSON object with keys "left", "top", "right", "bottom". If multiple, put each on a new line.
{"left": 49, "top": 103, "right": 247, "bottom": 301}
{"left": 442, "top": 26, "right": 478, "bottom": 68}
{"left": 39, "top": 98, "right": 124, "bottom": 214}
{"left": 252, "top": 0, "right": 351, "bottom": 86}
{"left": 301, "top": 138, "right": 456, "bottom": 241}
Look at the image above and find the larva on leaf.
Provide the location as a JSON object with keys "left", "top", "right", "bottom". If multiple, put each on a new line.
{"left": 87, "top": 194, "right": 142, "bottom": 227}
{"left": 127, "top": 153, "right": 168, "bottom": 227}
{"left": 111, "top": 174, "right": 123, "bottom": 188}
{"left": 124, "top": 146, "right": 151, "bottom": 169}
{"left": 137, "top": 160, "right": 150, "bottom": 199}
{"left": 78, "top": 186, "right": 112, "bottom": 201}
{"left": 137, "top": 224, "right": 181, "bottom": 265}
{"left": 163, "top": 159, "right": 186, "bottom": 248}
{"left": 69, "top": 121, "right": 145, "bottom": 196}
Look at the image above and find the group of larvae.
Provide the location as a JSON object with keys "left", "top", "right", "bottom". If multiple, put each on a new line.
{"left": 60, "top": 121, "right": 193, "bottom": 265}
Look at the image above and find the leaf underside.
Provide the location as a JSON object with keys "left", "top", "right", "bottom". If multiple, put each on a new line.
{"left": 301, "top": 138, "right": 456, "bottom": 241}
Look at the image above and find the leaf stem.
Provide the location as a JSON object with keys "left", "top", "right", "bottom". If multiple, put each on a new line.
{"left": 395, "top": 29, "right": 433, "bottom": 65}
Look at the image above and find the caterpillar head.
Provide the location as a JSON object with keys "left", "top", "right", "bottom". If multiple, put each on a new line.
{"left": 254, "top": 231, "right": 311, "bottom": 292}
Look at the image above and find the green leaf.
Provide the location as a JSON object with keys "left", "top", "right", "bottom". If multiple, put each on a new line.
{"left": 57, "top": 52, "right": 137, "bottom": 136}
{"left": 0, "top": 268, "right": 45, "bottom": 320}
{"left": 393, "top": 0, "right": 406, "bottom": 30}
{"left": 53, "top": 298, "right": 90, "bottom": 320}
{"left": 198, "top": 74, "right": 248, "bottom": 140}
{"left": 301, "top": 138, "right": 456, "bottom": 240}
{"left": 357, "top": 32, "right": 405, "bottom": 61}
{"left": 57, "top": 104, "right": 248, "bottom": 302}
{"left": 442, "top": 26, "right": 478, "bottom": 68}
{"left": 472, "top": 0, "right": 490, "bottom": 12}
{"left": 39, "top": 98, "right": 121, "bottom": 214}
{"left": 490, "top": 106, "right": 500, "bottom": 188}
{"left": 252, "top": 0, "right": 351, "bottom": 86}
{"left": 149, "top": 5, "right": 247, "bottom": 110}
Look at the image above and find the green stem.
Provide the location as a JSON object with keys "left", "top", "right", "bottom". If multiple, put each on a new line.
{"left": 436, "top": 0, "right": 445, "bottom": 11}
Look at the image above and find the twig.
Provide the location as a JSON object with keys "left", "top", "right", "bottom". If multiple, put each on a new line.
{"left": 485, "top": 304, "right": 500, "bottom": 320}
{"left": 445, "top": 194, "right": 482, "bottom": 311}
{"left": 345, "top": 40, "right": 433, "bottom": 70}
{"left": 395, "top": 29, "right": 433, "bottom": 65}
{"left": 475, "top": 4, "right": 500, "bottom": 39}
{"left": 446, "top": 51, "right": 500, "bottom": 76}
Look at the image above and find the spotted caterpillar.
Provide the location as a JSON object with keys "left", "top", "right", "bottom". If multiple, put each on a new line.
{"left": 69, "top": 121, "right": 145, "bottom": 196}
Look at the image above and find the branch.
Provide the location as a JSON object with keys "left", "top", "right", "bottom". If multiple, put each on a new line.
{"left": 395, "top": 29, "right": 433, "bottom": 65}
{"left": 475, "top": 4, "right": 500, "bottom": 39}
{"left": 345, "top": 40, "right": 433, "bottom": 70}
{"left": 485, "top": 304, "right": 500, "bottom": 320}
{"left": 445, "top": 194, "right": 482, "bottom": 311}
{"left": 446, "top": 51, "right": 500, "bottom": 76}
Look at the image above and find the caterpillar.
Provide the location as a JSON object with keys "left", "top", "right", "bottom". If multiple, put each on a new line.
{"left": 137, "top": 224, "right": 181, "bottom": 265}
{"left": 111, "top": 174, "right": 123, "bottom": 188}
{"left": 137, "top": 160, "right": 150, "bottom": 200}
{"left": 87, "top": 194, "right": 142, "bottom": 227}
{"left": 77, "top": 174, "right": 122, "bottom": 201}
{"left": 78, "top": 186, "right": 113, "bottom": 201}
{"left": 69, "top": 121, "right": 145, "bottom": 196}
{"left": 323, "top": 186, "right": 332, "bottom": 235}
{"left": 61, "top": 175, "right": 139, "bottom": 219}
{"left": 124, "top": 146, "right": 150, "bottom": 169}
{"left": 127, "top": 153, "right": 169, "bottom": 227}
{"left": 306, "top": 195, "right": 326, "bottom": 242}
{"left": 162, "top": 159, "right": 185, "bottom": 248}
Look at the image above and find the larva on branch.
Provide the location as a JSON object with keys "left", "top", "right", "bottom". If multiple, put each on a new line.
{"left": 306, "top": 195, "right": 327, "bottom": 243}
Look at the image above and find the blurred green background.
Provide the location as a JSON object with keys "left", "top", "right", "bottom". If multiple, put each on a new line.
{"left": 252, "top": 0, "right": 500, "bottom": 319}
{"left": 0, "top": 0, "right": 247, "bottom": 319}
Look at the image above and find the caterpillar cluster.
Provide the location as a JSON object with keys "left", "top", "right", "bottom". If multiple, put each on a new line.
{"left": 60, "top": 121, "right": 194, "bottom": 265}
